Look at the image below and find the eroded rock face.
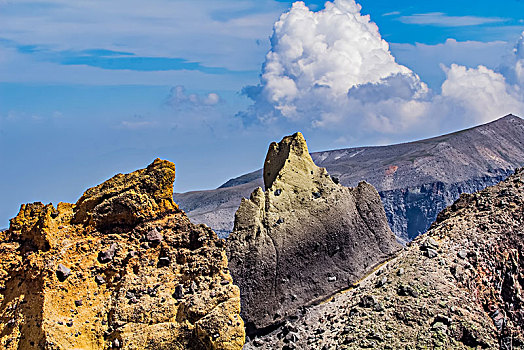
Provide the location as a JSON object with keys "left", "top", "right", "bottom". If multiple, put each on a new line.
{"left": 0, "top": 159, "right": 244, "bottom": 350}
{"left": 245, "top": 168, "right": 524, "bottom": 350}
{"left": 227, "top": 133, "right": 401, "bottom": 331}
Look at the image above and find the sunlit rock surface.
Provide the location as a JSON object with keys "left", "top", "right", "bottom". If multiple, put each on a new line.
{"left": 0, "top": 159, "right": 244, "bottom": 350}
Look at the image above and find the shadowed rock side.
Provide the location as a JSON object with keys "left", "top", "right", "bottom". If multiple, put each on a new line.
{"left": 245, "top": 168, "right": 524, "bottom": 349}
{"left": 0, "top": 159, "right": 244, "bottom": 350}
{"left": 176, "top": 114, "right": 524, "bottom": 242}
{"left": 226, "top": 133, "right": 401, "bottom": 332}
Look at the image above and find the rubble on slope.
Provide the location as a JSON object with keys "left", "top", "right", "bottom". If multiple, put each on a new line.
{"left": 245, "top": 168, "right": 524, "bottom": 349}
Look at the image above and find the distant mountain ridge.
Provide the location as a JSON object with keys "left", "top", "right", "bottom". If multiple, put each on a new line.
{"left": 175, "top": 114, "right": 524, "bottom": 242}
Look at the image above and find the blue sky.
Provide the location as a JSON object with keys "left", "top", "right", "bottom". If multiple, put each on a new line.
{"left": 1, "top": 0, "right": 524, "bottom": 227}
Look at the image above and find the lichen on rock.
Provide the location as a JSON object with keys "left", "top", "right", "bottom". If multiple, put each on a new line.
{"left": 227, "top": 132, "right": 401, "bottom": 332}
{"left": 0, "top": 158, "right": 244, "bottom": 350}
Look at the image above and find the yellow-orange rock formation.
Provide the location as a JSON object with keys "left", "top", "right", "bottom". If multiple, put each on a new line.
{"left": 0, "top": 159, "right": 244, "bottom": 350}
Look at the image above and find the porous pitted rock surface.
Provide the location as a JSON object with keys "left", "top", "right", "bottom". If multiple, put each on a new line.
{"left": 0, "top": 159, "right": 244, "bottom": 350}
{"left": 227, "top": 133, "right": 401, "bottom": 332}
{"left": 245, "top": 168, "right": 524, "bottom": 350}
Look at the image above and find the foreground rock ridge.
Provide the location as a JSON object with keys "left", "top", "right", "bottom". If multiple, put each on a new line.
{"left": 246, "top": 168, "right": 524, "bottom": 349}
{"left": 176, "top": 114, "right": 524, "bottom": 241}
{"left": 227, "top": 132, "right": 401, "bottom": 332}
{"left": 0, "top": 159, "right": 245, "bottom": 350}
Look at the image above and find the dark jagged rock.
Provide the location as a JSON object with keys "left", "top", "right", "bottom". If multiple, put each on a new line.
{"left": 244, "top": 168, "right": 524, "bottom": 349}
{"left": 176, "top": 114, "right": 524, "bottom": 242}
{"left": 56, "top": 264, "right": 71, "bottom": 282}
{"left": 227, "top": 133, "right": 401, "bottom": 331}
{"left": 0, "top": 159, "right": 244, "bottom": 350}
{"left": 98, "top": 243, "right": 118, "bottom": 263}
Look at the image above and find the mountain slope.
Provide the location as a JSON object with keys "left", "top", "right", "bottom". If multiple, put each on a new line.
{"left": 175, "top": 114, "right": 524, "bottom": 242}
{"left": 245, "top": 167, "right": 524, "bottom": 349}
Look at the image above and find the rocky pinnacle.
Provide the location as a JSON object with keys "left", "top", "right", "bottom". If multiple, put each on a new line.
{"left": 227, "top": 132, "right": 401, "bottom": 332}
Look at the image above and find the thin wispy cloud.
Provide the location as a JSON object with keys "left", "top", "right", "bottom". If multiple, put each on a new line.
{"left": 0, "top": 39, "right": 244, "bottom": 74}
{"left": 0, "top": 0, "right": 285, "bottom": 73}
{"left": 59, "top": 55, "right": 237, "bottom": 74}
{"left": 382, "top": 11, "right": 400, "bottom": 17}
{"left": 119, "top": 120, "right": 158, "bottom": 130}
{"left": 398, "top": 12, "right": 509, "bottom": 27}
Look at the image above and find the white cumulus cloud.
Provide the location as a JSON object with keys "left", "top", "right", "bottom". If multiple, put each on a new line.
{"left": 391, "top": 39, "right": 511, "bottom": 88}
{"left": 240, "top": 0, "right": 524, "bottom": 145}
{"left": 441, "top": 64, "right": 524, "bottom": 123}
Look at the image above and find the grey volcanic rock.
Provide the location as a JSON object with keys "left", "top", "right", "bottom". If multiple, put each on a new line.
{"left": 245, "top": 167, "right": 524, "bottom": 349}
{"left": 175, "top": 114, "right": 524, "bottom": 242}
{"left": 226, "top": 132, "right": 401, "bottom": 331}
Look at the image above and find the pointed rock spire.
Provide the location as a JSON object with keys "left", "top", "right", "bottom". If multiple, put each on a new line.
{"left": 263, "top": 132, "right": 317, "bottom": 189}
{"left": 227, "top": 133, "right": 401, "bottom": 332}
